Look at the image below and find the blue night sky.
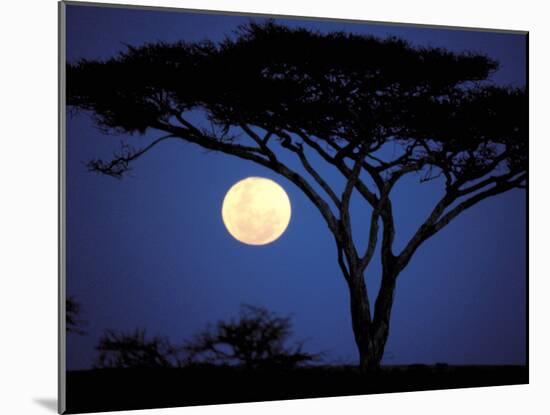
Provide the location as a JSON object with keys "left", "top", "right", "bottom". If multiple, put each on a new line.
{"left": 65, "top": 3, "right": 527, "bottom": 370}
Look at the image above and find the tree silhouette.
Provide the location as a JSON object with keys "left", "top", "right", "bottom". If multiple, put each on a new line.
{"left": 93, "top": 306, "right": 315, "bottom": 370}
{"left": 95, "top": 329, "right": 185, "bottom": 369}
{"left": 185, "top": 305, "right": 318, "bottom": 369}
{"left": 67, "top": 296, "right": 87, "bottom": 335}
{"left": 67, "top": 22, "right": 527, "bottom": 371}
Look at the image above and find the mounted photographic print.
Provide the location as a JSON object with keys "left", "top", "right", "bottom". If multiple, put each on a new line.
{"left": 59, "top": 1, "right": 528, "bottom": 413}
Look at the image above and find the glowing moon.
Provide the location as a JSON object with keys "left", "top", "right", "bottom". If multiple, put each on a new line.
{"left": 222, "top": 177, "right": 291, "bottom": 245}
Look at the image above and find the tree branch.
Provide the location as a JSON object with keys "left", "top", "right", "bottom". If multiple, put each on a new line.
{"left": 397, "top": 171, "right": 526, "bottom": 271}
{"left": 455, "top": 169, "right": 519, "bottom": 196}
{"left": 341, "top": 147, "right": 364, "bottom": 214}
{"left": 396, "top": 192, "right": 455, "bottom": 272}
{"left": 379, "top": 198, "right": 397, "bottom": 267}
{"left": 295, "top": 131, "right": 380, "bottom": 206}
{"left": 87, "top": 134, "right": 177, "bottom": 177}
{"left": 239, "top": 123, "right": 277, "bottom": 162}
{"left": 275, "top": 131, "right": 342, "bottom": 209}
{"left": 339, "top": 147, "right": 366, "bottom": 269}
{"left": 454, "top": 149, "right": 510, "bottom": 188}
{"left": 335, "top": 239, "right": 351, "bottom": 282}
{"left": 157, "top": 121, "right": 342, "bottom": 237}
{"left": 433, "top": 172, "right": 527, "bottom": 234}
{"left": 360, "top": 209, "right": 380, "bottom": 270}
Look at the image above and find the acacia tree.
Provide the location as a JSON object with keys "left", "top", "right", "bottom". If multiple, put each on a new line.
{"left": 67, "top": 22, "right": 527, "bottom": 371}
{"left": 185, "top": 305, "right": 317, "bottom": 369}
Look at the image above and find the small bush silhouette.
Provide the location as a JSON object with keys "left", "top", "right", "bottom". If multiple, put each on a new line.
{"left": 93, "top": 305, "right": 318, "bottom": 370}
{"left": 95, "top": 329, "right": 184, "bottom": 369}
{"left": 67, "top": 296, "right": 87, "bottom": 335}
{"left": 184, "top": 305, "right": 318, "bottom": 370}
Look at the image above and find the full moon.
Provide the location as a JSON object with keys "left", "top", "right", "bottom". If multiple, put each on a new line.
{"left": 221, "top": 177, "right": 291, "bottom": 245}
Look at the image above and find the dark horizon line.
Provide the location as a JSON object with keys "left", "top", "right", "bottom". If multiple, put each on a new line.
{"left": 67, "top": 363, "right": 529, "bottom": 372}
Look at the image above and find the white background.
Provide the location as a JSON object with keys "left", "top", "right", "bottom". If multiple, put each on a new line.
{"left": 0, "top": 0, "right": 547, "bottom": 414}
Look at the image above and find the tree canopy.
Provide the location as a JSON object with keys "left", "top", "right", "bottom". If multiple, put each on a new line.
{"left": 67, "top": 22, "right": 526, "bottom": 239}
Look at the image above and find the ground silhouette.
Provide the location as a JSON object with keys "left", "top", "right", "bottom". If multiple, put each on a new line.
{"left": 65, "top": 305, "right": 527, "bottom": 413}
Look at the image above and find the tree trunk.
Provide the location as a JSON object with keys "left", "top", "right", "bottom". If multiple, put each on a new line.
{"left": 371, "top": 270, "right": 398, "bottom": 364}
{"left": 346, "top": 272, "right": 378, "bottom": 372}
{"left": 347, "top": 267, "right": 398, "bottom": 373}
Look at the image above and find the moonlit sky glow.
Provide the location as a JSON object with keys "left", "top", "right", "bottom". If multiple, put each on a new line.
{"left": 65, "top": 4, "right": 527, "bottom": 370}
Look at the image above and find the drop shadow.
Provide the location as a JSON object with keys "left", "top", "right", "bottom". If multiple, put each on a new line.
{"left": 34, "top": 398, "right": 57, "bottom": 413}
